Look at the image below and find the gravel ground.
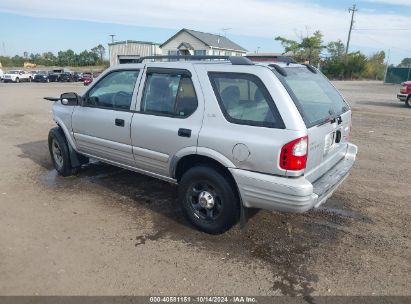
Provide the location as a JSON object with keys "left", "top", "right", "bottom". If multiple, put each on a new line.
{"left": 0, "top": 80, "right": 409, "bottom": 297}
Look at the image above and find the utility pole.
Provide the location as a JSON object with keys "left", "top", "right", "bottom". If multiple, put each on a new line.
{"left": 345, "top": 4, "right": 358, "bottom": 58}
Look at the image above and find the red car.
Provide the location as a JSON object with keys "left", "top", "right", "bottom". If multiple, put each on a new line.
{"left": 397, "top": 81, "right": 411, "bottom": 108}
{"left": 83, "top": 74, "right": 93, "bottom": 86}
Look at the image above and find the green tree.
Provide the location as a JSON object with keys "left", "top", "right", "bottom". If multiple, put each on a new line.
{"left": 91, "top": 44, "right": 105, "bottom": 63}
{"left": 275, "top": 30, "right": 325, "bottom": 65}
{"left": 398, "top": 58, "right": 411, "bottom": 67}
{"left": 321, "top": 40, "right": 346, "bottom": 79}
{"left": 362, "top": 51, "right": 386, "bottom": 80}
{"left": 345, "top": 52, "right": 368, "bottom": 79}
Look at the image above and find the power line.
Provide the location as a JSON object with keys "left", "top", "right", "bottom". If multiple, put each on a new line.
{"left": 354, "top": 28, "right": 411, "bottom": 31}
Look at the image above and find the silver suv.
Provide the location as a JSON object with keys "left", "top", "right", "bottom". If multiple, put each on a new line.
{"left": 47, "top": 56, "right": 357, "bottom": 234}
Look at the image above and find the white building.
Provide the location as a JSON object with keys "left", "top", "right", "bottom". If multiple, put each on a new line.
{"left": 161, "top": 28, "right": 247, "bottom": 56}
{"left": 108, "top": 40, "right": 161, "bottom": 66}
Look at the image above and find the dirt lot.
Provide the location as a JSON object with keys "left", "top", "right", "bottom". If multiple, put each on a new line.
{"left": 0, "top": 80, "right": 410, "bottom": 297}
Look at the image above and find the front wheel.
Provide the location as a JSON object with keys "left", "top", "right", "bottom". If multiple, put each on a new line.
{"left": 178, "top": 166, "right": 240, "bottom": 234}
{"left": 406, "top": 96, "right": 411, "bottom": 108}
{"left": 48, "top": 127, "right": 77, "bottom": 176}
{"left": 15, "top": 77, "right": 20, "bottom": 83}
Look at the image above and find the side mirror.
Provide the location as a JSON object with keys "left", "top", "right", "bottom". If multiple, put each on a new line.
{"left": 60, "top": 92, "right": 80, "bottom": 105}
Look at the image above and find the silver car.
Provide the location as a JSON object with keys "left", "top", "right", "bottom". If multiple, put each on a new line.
{"left": 47, "top": 56, "right": 357, "bottom": 234}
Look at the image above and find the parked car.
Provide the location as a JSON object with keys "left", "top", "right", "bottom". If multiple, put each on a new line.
{"left": 46, "top": 56, "right": 358, "bottom": 234}
{"left": 83, "top": 74, "right": 93, "bottom": 86}
{"left": 79, "top": 72, "right": 92, "bottom": 81}
{"left": 3, "top": 70, "right": 33, "bottom": 83}
{"left": 33, "top": 71, "right": 52, "bottom": 83}
{"left": 59, "top": 72, "right": 76, "bottom": 82}
{"left": 397, "top": 81, "right": 411, "bottom": 107}
{"left": 48, "top": 73, "right": 61, "bottom": 82}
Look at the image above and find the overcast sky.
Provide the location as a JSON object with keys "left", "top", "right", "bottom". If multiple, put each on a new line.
{"left": 0, "top": 0, "right": 410, "bottom": 64}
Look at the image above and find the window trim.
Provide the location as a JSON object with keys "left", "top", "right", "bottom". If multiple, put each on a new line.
{"left": 139, "top": 69, "right": 198, "bottom": 119}
{"left": 208, "top": 72, "right": 285, "bottom": 129}
{"left": 82, "top": 69, "right": 140, "bottom": 111}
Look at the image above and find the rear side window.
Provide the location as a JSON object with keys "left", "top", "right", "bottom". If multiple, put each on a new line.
{"left": 279, "top": 67, "right": 349, "bottom": 127}
{"left": 141, "top": 72, "right": 198, "bottom": 117}
{"left": 208, "top": 72, "right": 284, "bottom": 128}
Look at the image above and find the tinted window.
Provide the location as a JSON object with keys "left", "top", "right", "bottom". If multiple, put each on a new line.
{"left": 85, "top": 70, "right": 139, "bottom": 110}
{"left": 141, "top": 73, "right": 198, "bottom": 117}
{"left": 209, "top": 73, "right": 284, "bottom": 128}
{"left": 279, "top": 67, "right": 349, "bottom": 127}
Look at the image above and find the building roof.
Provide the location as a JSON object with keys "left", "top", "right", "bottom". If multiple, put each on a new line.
{"left": 109, "top": 40, "right": 161, "bottom": 46}
{"left": 161, "top": 28, "right": 247, "bottom": 52}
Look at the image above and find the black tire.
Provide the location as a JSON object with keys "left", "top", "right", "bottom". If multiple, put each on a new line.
{"left": 406, "top": 96, "right": 411, "bottom": 108}
{"left": 28, "top": 76, "right": 32, "bottom": 82}
{"left": 48, "top": 127, "right": 77, "bottom": 176}
{"left": 15, "top": 77, "right": 20, "bottom": 83}
{"left": 178, "top": 166, "right": 240, "bottom": 234}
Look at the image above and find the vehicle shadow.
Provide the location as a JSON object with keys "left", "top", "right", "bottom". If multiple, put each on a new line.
{"left": 16, "top": 139, "right": 367, "bottom": 298}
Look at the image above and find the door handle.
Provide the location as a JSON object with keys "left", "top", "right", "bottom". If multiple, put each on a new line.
{"left": 115, "top": 118, "right": 125, "bottom": 127}
{"left": 178, "top": 128, "right": 191, "bottom": 138}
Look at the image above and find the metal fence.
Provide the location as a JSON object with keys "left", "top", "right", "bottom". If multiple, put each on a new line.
{"left": 384, "top": 67, "right": 411, "bottom": 84}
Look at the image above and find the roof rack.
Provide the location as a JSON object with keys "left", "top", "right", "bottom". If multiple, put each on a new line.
{"left": 137, "top": 55, "right": 254, "bottom": 65}
{"left": 245, "top": 55, "right": 296, "bottom": 64}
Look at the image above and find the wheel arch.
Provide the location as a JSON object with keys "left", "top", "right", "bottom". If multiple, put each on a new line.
{"left": 172, "top": 149, "right": 239, "bottom": 200}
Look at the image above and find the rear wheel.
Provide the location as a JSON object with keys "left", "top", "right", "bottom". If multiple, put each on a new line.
{"left": 406, "top": 96, "right": 411, "bottom": 108}
{"left": 15, "top": 77, "right": 20, "bottom": 83}
{"left": 28, "top": 76, "right": 32, "bottom": 82}
{"left": 178, "top": 166, "right": 240, "bottom": 234}
{"left": 48, "top": 127, "right": 77, "bottom": 176}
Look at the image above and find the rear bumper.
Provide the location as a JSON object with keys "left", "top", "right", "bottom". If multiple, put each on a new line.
{"left": 397, "top": 93, "right": 408, "bottom": 101}
{"left": 230, "top": 143, "right": 358, "bottom": 213}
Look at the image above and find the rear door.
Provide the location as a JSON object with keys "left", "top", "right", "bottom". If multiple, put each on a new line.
{"left": 130, "top": 65, "right": 203, "bottom": 177}
{"left": 72, "top": 68, "right": 141, "bottom": 166}
{"left": 279, "top": 66, "right": 351, "bottom": 182}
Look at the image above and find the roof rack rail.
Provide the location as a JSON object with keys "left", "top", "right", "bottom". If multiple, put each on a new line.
{"left": 137, "top": 55, "right": 254, "bottom": 65}
{"left": 245, "top": 55, "right": 296, "bottom": 64}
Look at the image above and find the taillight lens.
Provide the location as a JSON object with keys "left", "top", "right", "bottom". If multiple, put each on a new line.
{"left": 280, "top": 136, "right": 308, "bottom": 171}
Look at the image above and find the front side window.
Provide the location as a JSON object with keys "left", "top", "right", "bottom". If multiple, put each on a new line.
{"left": 141, "top": 72, "right": 198, "bottom": 117}
{"left": 84, "top": 70, "right": 139, "bottom": 110}
{"left": 209, "top": 73, "right": 284, "bottom": 128}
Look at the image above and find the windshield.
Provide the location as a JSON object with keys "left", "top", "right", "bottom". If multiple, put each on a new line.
{"left": 9, "top": 71, "right": 19, "bottom": 74}
{"left": 278, "top": 67, "right": 349, "bottom": 127}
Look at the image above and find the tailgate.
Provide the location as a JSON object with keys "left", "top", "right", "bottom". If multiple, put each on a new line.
{"left": 305, "top": 110, "right": 351, "bottom": 183}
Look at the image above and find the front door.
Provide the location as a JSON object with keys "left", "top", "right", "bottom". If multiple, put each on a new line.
{"left": 72, "top": 69, "right": 141, "bottom": 166}
{"left": 130, "top": 66, "right": 203, "bottom": 177}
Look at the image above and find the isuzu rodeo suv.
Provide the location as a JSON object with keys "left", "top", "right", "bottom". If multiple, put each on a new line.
{"left": 46, "top": 55, "right": 358, "bottom": 234}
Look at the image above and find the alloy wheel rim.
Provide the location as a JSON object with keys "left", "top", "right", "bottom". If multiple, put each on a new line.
{"left": 52, "top": 139, "right": 63, "bottom": 169}
{"left": 187, "top": 181, "right": 223, "bottom": 222}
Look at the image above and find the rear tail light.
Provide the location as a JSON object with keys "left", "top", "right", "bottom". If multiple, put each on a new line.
{"left": 280, "top": 136, "right": 308, "bottom": 171}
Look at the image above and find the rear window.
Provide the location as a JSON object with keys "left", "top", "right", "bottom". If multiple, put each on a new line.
{"left": 279, "top": 67, "right": 349, "bottom": 127}
{"left": 208, "top": 72, "right": 284, "bottom": 129}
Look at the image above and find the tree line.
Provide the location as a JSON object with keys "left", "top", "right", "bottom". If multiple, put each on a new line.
{"left": 275, "top": 31, "right": 390, "bottom": 80}
{"left": 0, "top": 44, "right": 108, "bottom": 67}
